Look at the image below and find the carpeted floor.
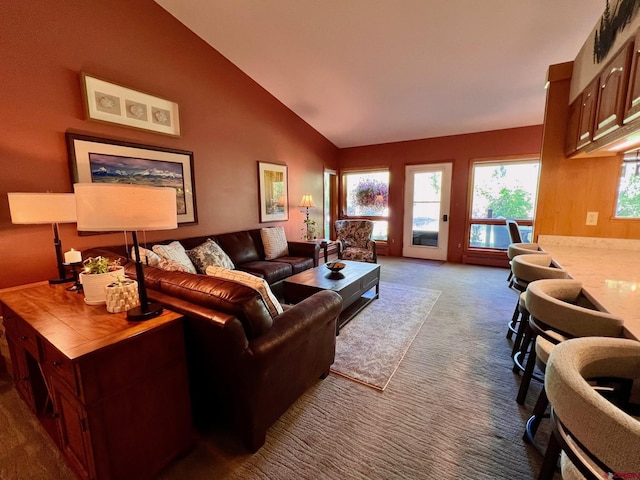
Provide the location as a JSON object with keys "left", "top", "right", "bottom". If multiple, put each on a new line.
{"left": 0, "top": 257, "right": 558, "bottom": 479}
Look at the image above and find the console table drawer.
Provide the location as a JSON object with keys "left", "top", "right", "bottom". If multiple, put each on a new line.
{"left": 41, "top": 339, "right": 79, "bottom": 396}
{"left": 3, "top": 309, "right": 39, "bottom": 358}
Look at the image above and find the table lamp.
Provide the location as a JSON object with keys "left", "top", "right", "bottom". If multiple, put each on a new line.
{"left": 299, "top": 194, "right": 315, "bottom": 239}
{"left": 7, "top": 192, "right": 77, "bottom": 284}
{"left": 74, "top": 183, "right": 177, "bottom": 321}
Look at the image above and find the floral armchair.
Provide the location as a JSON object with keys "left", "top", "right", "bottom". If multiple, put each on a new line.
{"left": 334, "top": 220, "right": 377, "bottom": 263}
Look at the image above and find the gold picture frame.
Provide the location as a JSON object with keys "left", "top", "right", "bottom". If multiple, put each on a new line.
{"left": 258, "top": 161, "right": 288, "bottom": 222}
{"left": 81, "top": 72, "right": 181, "bottom": 137}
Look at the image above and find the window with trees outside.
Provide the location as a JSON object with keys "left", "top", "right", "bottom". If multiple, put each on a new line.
{"left": 615, "top": 152, "right": 640, "bottom": 218}
{"left": 468, "top": 159, "right": 540, "bottom": 250}
{"left": 342, "top": 169, "right": 389, "bottom": 241}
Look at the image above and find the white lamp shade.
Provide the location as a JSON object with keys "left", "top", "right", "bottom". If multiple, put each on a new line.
{"left": 298, "top": 194, "right": 315, "bottom": 208}
{"left": 74, "top": 183, "right": 178, "bottom": 232}
{"left": 7, "top": 192, "right": 77, "bottom": 224}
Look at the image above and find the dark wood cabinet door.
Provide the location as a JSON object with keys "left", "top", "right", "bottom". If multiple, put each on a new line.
{"left": 565, "top": 97, "right": 581, "bottom": 156}
{"left": 625, "top": 35, "right": 640, "bottom": 123}
{"left": 50, "top": 376, "right": 95, "bottom": 480}
{"left": 594, "top": 42, "right": 633, "bottom": 140}
{"left": 577, "top": 78, "right": 599, "bottom": 149}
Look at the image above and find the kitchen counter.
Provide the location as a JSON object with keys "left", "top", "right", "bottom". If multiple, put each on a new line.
{"left": 538, "top": 236, "right": 640, "bottom": 340}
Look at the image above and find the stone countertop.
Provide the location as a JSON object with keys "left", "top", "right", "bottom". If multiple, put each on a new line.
{"left": 538, "top": 242, "right": 640, "bottom": 341}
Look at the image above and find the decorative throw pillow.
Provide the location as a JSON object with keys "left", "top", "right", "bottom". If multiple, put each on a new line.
{"left": 130, "top": 246, "right": 162, "bottom": 267}
{"left": 205, "top": 265, "right": 283, "bottom": 317}
{"left": 187, "top": 238, "right": 235, "bottom": 273}
{"left": 157, "top": 258, "right": 192, "bottom": 272}
{"left": 260, "top": 226, "right": 289, "bottom": 260}
{"left": 152, "top": 241, "right": 197, "bottom": 274}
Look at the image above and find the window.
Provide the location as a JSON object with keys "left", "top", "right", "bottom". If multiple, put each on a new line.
{"left": 468, "top": 159, "right": 540, "bottom": 250}
{"left": 615, "top": 152, "right": 640, "bottom": 218}
{"left": 342, "top": 169, "right": 389, "bottom": 241}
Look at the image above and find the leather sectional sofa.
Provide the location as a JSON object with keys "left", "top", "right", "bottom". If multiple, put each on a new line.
{"left": 82, "top": 228, "right": 343, "bottom": 451}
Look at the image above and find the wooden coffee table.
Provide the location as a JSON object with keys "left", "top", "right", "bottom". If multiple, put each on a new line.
{"left": 283, "top": 260, "right": 380, "bottom": 334}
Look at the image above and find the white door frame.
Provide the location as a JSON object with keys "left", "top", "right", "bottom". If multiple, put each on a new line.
{"left": 403, "top": 163, "right": 452, "bottom": 261}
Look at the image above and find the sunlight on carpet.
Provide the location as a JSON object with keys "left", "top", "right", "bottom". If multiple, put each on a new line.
{"left": 330, "top": 282, "right": 441, "bottom": 391}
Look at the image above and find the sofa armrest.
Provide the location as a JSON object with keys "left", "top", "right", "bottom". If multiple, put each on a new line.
{"left": 250, "top": 290, "right": 342, "bottom": 361}
{"left": 287, "top": 241, "right": 321, "bottom": 266}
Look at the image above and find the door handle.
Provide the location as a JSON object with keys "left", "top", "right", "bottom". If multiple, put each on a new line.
{"left": 442, "top": 214, "right": 448, "bottom": 222}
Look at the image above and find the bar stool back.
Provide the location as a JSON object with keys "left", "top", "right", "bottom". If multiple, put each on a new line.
{"left": 538, "top": 337, "right": 640, "bottom": 480}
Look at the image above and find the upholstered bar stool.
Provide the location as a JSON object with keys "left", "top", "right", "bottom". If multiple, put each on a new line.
{"left": 516, "top": 279, "right": 625, "bottom": 407}
{"left": 506, "top": 241, "right": 543, "bottom": 286}
{"left": 537, "top": 337, "right": 640, "bottom": 480}
{"left": 506, "top": 253, "right": 568, "bottom": 360}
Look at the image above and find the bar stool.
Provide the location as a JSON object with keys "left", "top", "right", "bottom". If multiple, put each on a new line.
{"left": 506, "top": 253, "right": 568, "bottom": 360}
{"left": 506, "top": 242, "right": 544, "bottom": 287}
{"left": 516, "top": 279, "right": 624, "bottom": 407}
{"left": 537, "top": 337, "right": 640, "bottom": 480}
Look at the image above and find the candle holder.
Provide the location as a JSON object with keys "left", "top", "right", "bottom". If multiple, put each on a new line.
{"left": 64, "top": 262, "right": 84, "bottom": 292}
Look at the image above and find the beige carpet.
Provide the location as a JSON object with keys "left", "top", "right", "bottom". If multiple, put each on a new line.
{"left": 331, "top": 283, "right": 441, "bottom": 390}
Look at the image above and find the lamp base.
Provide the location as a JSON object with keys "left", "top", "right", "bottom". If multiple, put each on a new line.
{"left": 126, "top": 302, "right": 163, "bottom": 321}
{"left": 49, "top": 276, "right": 74, "bottom": 285}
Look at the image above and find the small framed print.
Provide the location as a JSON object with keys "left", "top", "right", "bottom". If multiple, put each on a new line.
{"left": 258, "top": 161, "right": 288, "bottom": 222}
{"left": 81, "top": 72, "right": 180, "bottom": 137}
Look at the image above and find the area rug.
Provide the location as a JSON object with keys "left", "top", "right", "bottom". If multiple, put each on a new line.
{"left": 330, "top": 282, "right": 441, "bottom": 391}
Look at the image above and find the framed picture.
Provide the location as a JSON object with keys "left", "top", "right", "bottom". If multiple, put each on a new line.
{"left": 81, "top": 72, "right": 181, "bottom": 137}
{"left": 66, "top": 132, "right": 197, "bottom": 226}
{"left": 257, "top": 161, "right": 288, "bottom": 222}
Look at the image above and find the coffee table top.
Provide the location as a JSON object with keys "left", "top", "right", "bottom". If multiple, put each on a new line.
{"left": 284, "top": 260, "right": 380, "bottom": 290}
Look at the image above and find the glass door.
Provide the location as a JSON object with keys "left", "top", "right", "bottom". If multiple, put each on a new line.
{"left": 403, "top": 163, "right": 452, "bottom": 261}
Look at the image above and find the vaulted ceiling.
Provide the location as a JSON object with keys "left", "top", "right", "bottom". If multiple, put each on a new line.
{"left": 156, "top": 0, "right": 605, "bottom": 148}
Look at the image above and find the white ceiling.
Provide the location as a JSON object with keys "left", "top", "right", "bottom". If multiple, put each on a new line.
{"left": 156, "top": 0, "right": 605, "bottom": 148}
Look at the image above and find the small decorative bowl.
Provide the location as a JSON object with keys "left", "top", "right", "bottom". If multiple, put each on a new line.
{"left": 325, "top": 261, "right": 346, "bottom": 273}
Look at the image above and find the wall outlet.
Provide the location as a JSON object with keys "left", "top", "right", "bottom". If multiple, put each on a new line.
{"left": 586, "top": 211, "right": 599, "bottom": 226}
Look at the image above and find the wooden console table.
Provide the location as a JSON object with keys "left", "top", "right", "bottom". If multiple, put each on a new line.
{"left": 0, "top": 282, "right": 194, "bottom": 480}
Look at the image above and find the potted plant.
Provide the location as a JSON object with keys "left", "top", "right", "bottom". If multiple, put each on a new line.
{"left": 79, "top": 256, "right": 125, "bottom": 305}
{"left": 302, "top": 218, "right": 317, "bottom": 241}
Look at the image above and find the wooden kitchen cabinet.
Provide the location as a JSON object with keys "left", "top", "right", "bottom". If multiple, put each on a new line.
{"left": 0, "top": 283, "right": 194, "bottom": 480}
{"left": 625, "top": 33, "right": 640, "bottom": 123}
{"left": 593, "top": 41, "right": 633, "bottom": 140}
{"left": 576, "top": 77, "right": 599, "bottom": 150}
{"left": 565, "top": 96, "right": 581, "bottom": 156}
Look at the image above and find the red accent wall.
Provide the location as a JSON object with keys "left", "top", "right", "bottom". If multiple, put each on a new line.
{"left": 337, "top": 126, "right": 544, "bottom": 262}
{"left": 0, "top": 0, "right": 338, "bottom": 288}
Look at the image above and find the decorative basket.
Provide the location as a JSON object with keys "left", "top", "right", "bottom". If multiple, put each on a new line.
{"left": 105, "top": 279, "right": 140, "bottom": 313}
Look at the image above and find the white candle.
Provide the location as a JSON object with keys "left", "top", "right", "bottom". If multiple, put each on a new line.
{"left": 64, "top": 248, "right": 82, "bottom": 264}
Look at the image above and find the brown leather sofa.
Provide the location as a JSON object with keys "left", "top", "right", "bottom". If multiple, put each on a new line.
{"left": 82, "top": 232, "right": 341, "bottom": 451}
{"left": 93, "top": 229, "right": 320, "bottom": 298}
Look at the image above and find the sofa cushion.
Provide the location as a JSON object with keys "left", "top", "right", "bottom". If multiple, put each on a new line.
{"left": 238, "top": 260, "right": 293, "bottom": 284}
{"left": 205, "top": 266, "right": 283, "bottom": 317}
{"left": 153, "top": 241, "right": 197, "bottom": 274}
{"left": 215, "top": 231, "right": 260, "bottom": 265}
{"left": 275, "top": 256, "right": 314, "bottom": 274}
{"left": 130, "top": 246, "right": 162, "bottom": 267}
{"left": 187, "top": 238, "right": 235, "bottom": 272}
{"left": 260, "top": 226, "right": 289, "bottom": 260}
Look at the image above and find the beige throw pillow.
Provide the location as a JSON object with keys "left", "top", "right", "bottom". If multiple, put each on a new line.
{"left": 205, "top": 265, "right": 283, "bottom": 317}
{"left": 260, "top": 226, "right": 289, "bottom": 260}
{"left": 130, "top": 246, "right": 162, "bottom": 267}
{"left": 152, "top": 241, "right": 197, "bottom": 274}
